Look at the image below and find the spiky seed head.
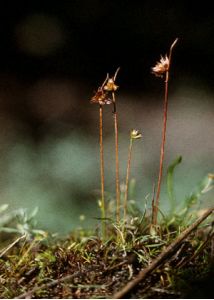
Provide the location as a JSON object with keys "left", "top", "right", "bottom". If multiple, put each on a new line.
{"left": 90, "top": 87, "right": 112, "bottom": 105}
{"left": 151, "top": 55, "right": 169, "bottom": 77}
{"left": 104, "top": 78, "right": 119, "bottom": 92}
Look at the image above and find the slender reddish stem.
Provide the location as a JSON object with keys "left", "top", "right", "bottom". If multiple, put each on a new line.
{"left": 112, "top": 92, "right": 121, "bottom": 223}
{"left": 153, "top": 72, "right": 169, "bottom": 224}
{"left": 153, "top": 38, "right": 178, "bottom": 225}
{"left": 99, "top": 105, "right": 106, "bottom": 237}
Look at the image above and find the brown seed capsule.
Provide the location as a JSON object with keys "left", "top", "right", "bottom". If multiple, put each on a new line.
{"left": 90, "top": 87, "right": 112, "bottom": 105}
{"left": 104, "top": 78, "right": 119, "bottom": 92}
{"left": 151, "top": 55, "right": 169, "bottom": 77}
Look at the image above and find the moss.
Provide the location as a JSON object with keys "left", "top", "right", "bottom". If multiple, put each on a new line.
{"left": 0, "top": 214, "right": 213, "bottom": 299}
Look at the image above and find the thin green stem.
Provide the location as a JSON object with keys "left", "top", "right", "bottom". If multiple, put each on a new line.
{"left": 123, "top": 137, "right": 133, "bottom": 222}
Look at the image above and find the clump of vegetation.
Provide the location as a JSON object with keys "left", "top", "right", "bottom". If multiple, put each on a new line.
{"left": 0, "top": 39, "right": 214, "bottom": 299}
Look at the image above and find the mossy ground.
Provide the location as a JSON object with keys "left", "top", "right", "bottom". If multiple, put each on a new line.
{"left": 0, "top": 213, "right": 213, "bottom": 299}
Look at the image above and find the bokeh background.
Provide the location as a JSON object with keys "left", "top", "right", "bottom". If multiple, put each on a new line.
{"left": 0, "top": 1, "right": 213, "bottom": 232}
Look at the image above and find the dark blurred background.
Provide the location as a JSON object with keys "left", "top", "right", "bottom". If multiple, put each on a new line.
{"left": 0, "top": 1, "right": 213, "bottom": 232}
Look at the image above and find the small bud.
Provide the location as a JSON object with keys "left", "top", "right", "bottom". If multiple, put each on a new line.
{"left": 131, "top": 129, "right": 142, "bottom": 140}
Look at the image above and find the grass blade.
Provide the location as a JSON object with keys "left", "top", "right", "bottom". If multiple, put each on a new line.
{"left": 167, "top": 156, "right": 182, "bottom": 213}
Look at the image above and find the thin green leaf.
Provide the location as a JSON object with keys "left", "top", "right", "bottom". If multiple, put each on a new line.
{"left": 185, "top": 173, "right": 214, "bottom": 210}
{"left": 167, "top": 156, "right": 182, "bottom": 213}
{"left": 190, "top": 174, "right": 213, "bottom": 205}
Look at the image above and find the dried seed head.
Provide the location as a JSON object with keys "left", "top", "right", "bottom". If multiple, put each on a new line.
{"left": 131, "top": 129, "right": 142, "bottom": 140}
{"left": 90, "top": 87, "right": 112, "bottom": 105}
{"left": 151, "top": 55, "right": 169, "bottom": 77}
{"left": 104, "top": 78, "right": 119, "bottom": 92}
